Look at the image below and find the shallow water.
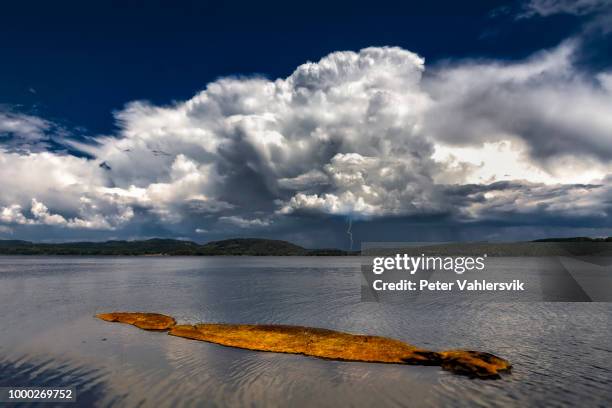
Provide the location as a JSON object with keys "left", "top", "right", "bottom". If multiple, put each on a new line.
{"left": 0, "top": 256, "right": 610, "bottom": 407}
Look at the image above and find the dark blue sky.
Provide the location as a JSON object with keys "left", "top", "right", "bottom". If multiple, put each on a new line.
{"left": 0, "top": 0, "right": 587, "bottom": 137}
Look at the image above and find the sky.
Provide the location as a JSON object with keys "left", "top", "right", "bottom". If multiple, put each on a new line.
{"left": 1, "top": 0, "right": 611, "bottom": 247}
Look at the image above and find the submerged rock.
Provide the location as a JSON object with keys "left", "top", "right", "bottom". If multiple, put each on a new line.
{"left": 96, "top": 312, "right": 176, "bottom": 330}
{"left": 438, "top": 350, "right": 512, "bottom": 378}
{"left": 96, "top": 312, "right": 511, "bottom": 379}
{"left": 169, "top": 323, "right": 432, "bottom": 363}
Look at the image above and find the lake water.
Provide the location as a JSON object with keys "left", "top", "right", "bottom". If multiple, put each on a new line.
{"left": 0, "top": 256, "right": 610, "bottom": 407}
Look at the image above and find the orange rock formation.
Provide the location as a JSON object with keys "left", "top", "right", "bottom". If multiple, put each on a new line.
{"left": 95, "top": 312, "right": 511, "bottom": 379}
{"left": 96, "top": 312, "right": 176, "bottom": 330}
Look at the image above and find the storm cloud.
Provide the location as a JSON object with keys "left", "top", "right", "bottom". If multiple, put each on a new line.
{"left": 0, "top": 43, "right": 611, "bottom": 245}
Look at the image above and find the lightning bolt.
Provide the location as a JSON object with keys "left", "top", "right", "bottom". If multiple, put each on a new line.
{"left": 346, "top": 217, "right": 353, "bottom": 250}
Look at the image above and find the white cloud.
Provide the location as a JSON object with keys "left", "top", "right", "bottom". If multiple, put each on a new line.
{"left": 0, "top": 204, "right": 29, "bottom": 225}
{"left": 423, "top": 42, "right": 612, "bottom": 177}
{"left": 0, "top": 112, "right": 49, "bottom": 141}
{"left": 520, "top": 0, "right": 611, "bottom": 17}
{"left": 0, "top": 198, "right": 125, "bottom": 229}
{"left": 219, "top": 216, "right": 271, "bottom": 228}
{"left": 0, "top": 111, "right": 73, "bottom": 153}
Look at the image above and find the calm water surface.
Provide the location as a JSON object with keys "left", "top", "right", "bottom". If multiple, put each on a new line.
{"left": 0, "top": 256, "right": 610, "bottom": 407}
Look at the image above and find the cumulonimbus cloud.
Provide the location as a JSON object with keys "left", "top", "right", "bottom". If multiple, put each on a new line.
{"left": 0, "top": 43, "right": 611, "bottom": 237}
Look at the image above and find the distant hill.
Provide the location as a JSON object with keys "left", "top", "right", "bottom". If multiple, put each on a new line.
{"left": 0, "top": 238, "right": 355, "bottom": 256}
{"left": 1, "top": 236, "right": 610, "bottom": 256}
{"left": 198, "top": 238, "right": 306, "bottom": 255}
{"left": 533, "top": 237, "right": 612, "bottom": 242}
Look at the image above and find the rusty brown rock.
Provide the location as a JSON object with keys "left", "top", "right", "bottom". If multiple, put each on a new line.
{"left": 168, "top": 324, "right": 434, "bottom": 364}
{"left": 438, "top": 350, "right": 512, "bottom": 378}
{"left": 95, "top": 312, "right": 176, "bottom": 330}
{"left": 96, "top": 312, "right": 511, "bottom": 379}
